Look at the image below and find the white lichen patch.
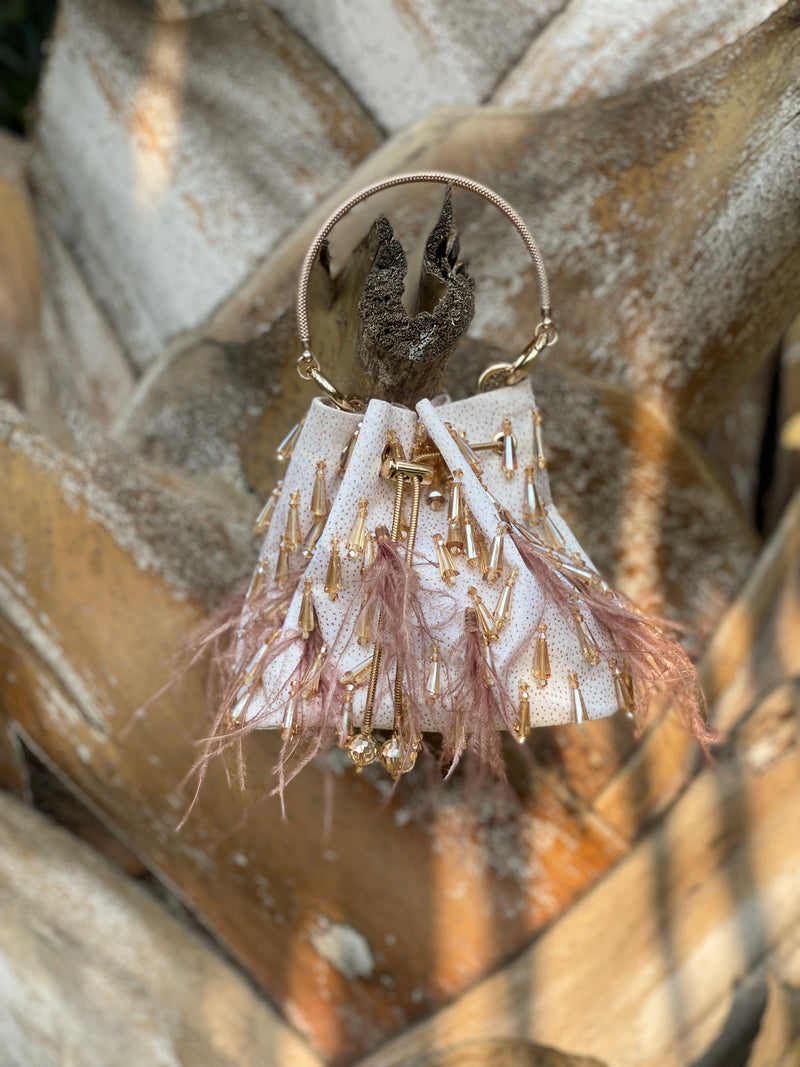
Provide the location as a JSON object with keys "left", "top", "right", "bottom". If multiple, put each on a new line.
{"left": 309, "top": 916, "right": 375, "bottom": 980}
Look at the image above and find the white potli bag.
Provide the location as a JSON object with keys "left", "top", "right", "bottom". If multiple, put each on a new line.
{"left": 189, "top": 173, "right": 713, "bottom": 796}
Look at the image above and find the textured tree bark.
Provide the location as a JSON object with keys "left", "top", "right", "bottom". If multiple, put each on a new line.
{"left": 0, "top": 791, "right": 325, "bottom": 1067}
{"left": 352, "top": 191, "right": 474, "bottom": 405}
{"left": 296, "top": 191, "right": 474, "bottom": 405}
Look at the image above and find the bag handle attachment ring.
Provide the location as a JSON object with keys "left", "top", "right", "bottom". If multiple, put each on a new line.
{"left": 295, "top": 171, "right": 557, "bottom": 413}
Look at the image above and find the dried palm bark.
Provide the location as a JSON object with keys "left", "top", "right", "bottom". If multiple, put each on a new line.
{"left": 0, "top": 2, "right": 797, "bottom": 1065}
{"left": 0, "top": 792, "right": 324, "bottom": 1067}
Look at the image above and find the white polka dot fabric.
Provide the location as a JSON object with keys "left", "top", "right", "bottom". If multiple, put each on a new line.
{"left": 243, "top": 380, "right": 621, "bottom": 733}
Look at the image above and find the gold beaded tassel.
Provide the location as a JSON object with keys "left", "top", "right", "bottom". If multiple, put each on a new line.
{"left": 501, "top": 418, "right": 517, "bottom": 479}
{"left": 532, "top": 408, "right": 546, "bottom": 470}
{"left": 425, "top": 644, "right": 441, "bottom": 706}
{"left": 283, "top": 491, "right": 302, "bottom": 551}
{"left": 433, "top": 533, "right": 460, "bottom": 584}
{"left": 446, "top": 470, "right": 466, "bottom": 556}
{"left": 514, "top": 682, "right": 531, "bottom": 742}
{"left": 282, "top": 683, "right": 300, "bottom": 740}
{"left": 274, "top": 537, "right": 292, "bottom": 585}
{"left": 247, "top": 559, "right": 269, "bottom": 602}
{"left": 569, "top": 670, "right": 589, "bottom": 725}
{"left": 362, "top": 531, "right": 376, "bottom": 570}
{"left": 447, "top": 422, "right": 483, "bottom": 477}
{"left": 355, "top": 593, "right": 373, "bottom": 645}
{"left": 297, "top": 578, "right": 316, "bottom": 640}
{"left": 300, "top": 643, "right": 328, "bottom": 701}
{"left": 493, "top": 569, "right": 517, "bottom": 632}
{"left": 572, "top": 607, "right": 602, "bottom": 666}
{"left": 427, "top": 464, "right": 446, "bottom": 510}
{"left": 534, "top": 622, "right": 551, "bottom": 687}
{"left": 254, "top": 481, "right": 283, "bottom": 535}
{"left": 338, "top": 424, "right": 361, "bottom": 474}
{"left": 463, "top": 507, "right": 480, "bottom": 567}
{"left": 324, "top": 538, "right": 343, "bottom": 601}
{"left": 276, "top": 420, "right": 304, "bottom": 462}
{"left": 310, "top": 461, "right": 330, "bottom": 519}
{"left": 611, "top": 659, "right": 638, "bottom": 720}
{"left": 412, "top": 425, "right": 446, "bottom": 510}
{"left": 524, "top": 467, "right": 544, "bottom": 527}
{"left": 346, "top": 499, "right": 369, "bottom": 560}
{"left": 340, "top": 656, "right": 375, "bottom": 690}
{"left": 485, "top": 524, "right": 506, "bottom": 583}
{"left": 275, "top": 489, "right": 304, "bottom": 584}
{"left": 303, "top": 462, "right": 330, "bottom": 557}
{"left": 468, "top": 586, "right": 498, "bottom": 641}
{"left": 339, "top": 691, "right": 355, "bottom": 746}
{"left": 302, "top": 516, "right": 327, "bottom": 559}
{"left": 541, "top": 510, "right": 566, "bottom": 550}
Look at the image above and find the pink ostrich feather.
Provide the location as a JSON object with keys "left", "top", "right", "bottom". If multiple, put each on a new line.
{"left": 442, "top": 607, "right": 517, "bottom": 778}
{"left": 507, "top": 522, "right": 716, "bottom": 753}
{"left": 357, "top": 525, "right": 453, "bottom": 740}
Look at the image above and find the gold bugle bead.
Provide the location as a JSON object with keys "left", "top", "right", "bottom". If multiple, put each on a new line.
{"left": 446, "top": 519, "right": 466, "bottom": 557}
{"left": 464, "top": 514, "right": 479, "bottom": 567}
{"left": 447, "top": 422, "right": 483, "bottom": 477}
{"left": 229, "top": 688, "right": 249, "bottom": 729}
{"left": 476, "top": 525, "right": 489, "bottom": 578}
{"left": 514, "top": 682, "right": 531, "bottom": 742}
{"left": 241, "top": 642, "right": 269, "bottom": 685}
{"left": 346, "top": 499, "right": 369, "bottom": 560}
{"left": 493, "top": 569, "right": 517, "bottom": 630}
{"left": 534, "top": 622, "right": 551, "bottom": 687}
{"left": 501, "top": 418, "right": 517, "bottom": 479}
{"left": 433, "top": 533, "right": 459, "bottom": 584}
{"left": 301, "top": 643, "right": 328, "bottom": 700}
{"left": 254, "top": 480, "right": 283, "bottom": 535}
{"left": 355, "top": 594, "right": 373, "bottom": 646}
{"left": 282, "top": 684, "right": 299, "bottom": 740}
{"left": 468, "top": 586, "right": 498, "bottom": 641}
{"left": 532, "top": 409, "right": 546, "bottom": 470}
{"left": 339, "top": 691, "right": 355, "bottom": 746}
{"left": 302, "top": 515, "right": 327, "bottom": 558}
{"left": 310, "top": 461, "right": 330, "bottom": 518}
{"left": 569, "top": 670, "right": 588, "bottom": 725}
{"left": 524, "top": 467, "right": 544, "bottom": 526}
{"left": 611, "top": 660, "right": 637, "bottom": 719}
{"left": 297, "top": 578, "right": 316, "bottom": 639}
{"left": 274, "top": 538, "right": 292, "bottom": 585}
{"left": 276, "top": 420, "right": 304, "bottom": 462}
{"left": 481, "top": 630, "right": 495, "bottom": 687}
{"left": 541, "top": 510, "right": 566, "bottom": 550}
{"left": 247, "top": 560, "right": 269, "bottom": 601}
{"left": 448, "top": 471, "right": 464, "bottom": 525}
{"left": 324, "top": 538, "right": 343, "bottom": 601}
{"left": 340, "top": 656, "right": 374, "bottom": 690}
{"left": 485, "top": 525, "right": 506, "bottom": 583}
{"left": 284, "top": 491, "right": 302, "bottom": 551}
{"left": 427, "top": 465, "right": 446, "bottom": 511}
{"left": 573, "top": 608, "right": 602, "bottom": 666}
{"left": 425, "top": 644, "right": 441, "bottom": 705}
{"left": 338, "top": 424, "right": 361, "bottom": 474}
{"left": 362, "top": 532, "right": 376, "bottom": 570}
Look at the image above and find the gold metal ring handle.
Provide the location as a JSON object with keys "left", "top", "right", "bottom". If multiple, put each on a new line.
{"left": 296, "top": 171, "right": 557, "bottom": 410}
